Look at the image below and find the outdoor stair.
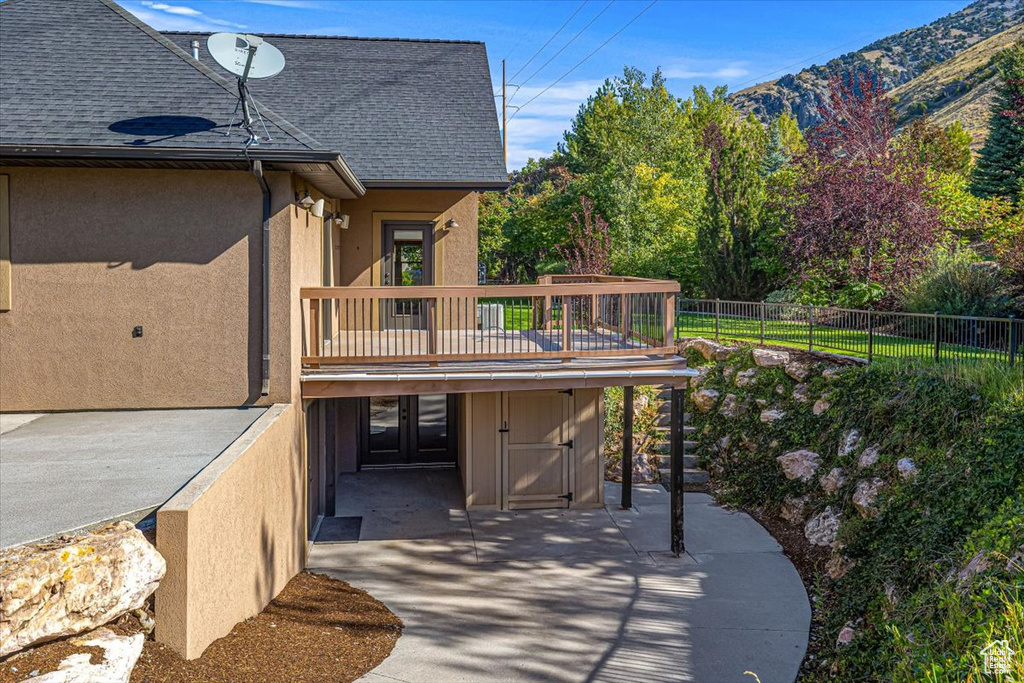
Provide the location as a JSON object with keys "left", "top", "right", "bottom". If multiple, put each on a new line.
{"left": 649, "top": 385, "right": 709, "bottom": 486}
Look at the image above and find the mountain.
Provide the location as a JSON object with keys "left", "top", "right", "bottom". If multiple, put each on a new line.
{"left": 890, "top": 23, "right": 1024, "bottom": 147}
{"left": 730, "top": 0, "right": 1023, "bottom": 131}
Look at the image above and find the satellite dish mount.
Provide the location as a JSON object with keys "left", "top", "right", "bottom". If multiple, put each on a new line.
{"left": 207, "top": 33, "right": 287, "bottom": 147}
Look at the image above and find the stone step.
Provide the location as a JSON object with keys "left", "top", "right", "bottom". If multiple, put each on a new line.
{"left": 652, "top": 453, "right": 699, "bottom": 469}
{"left": 651, "top": 424, "right": 696, "bottom": 434}
{"left": 659, "top": 468, "right": 710, "bottom": 485}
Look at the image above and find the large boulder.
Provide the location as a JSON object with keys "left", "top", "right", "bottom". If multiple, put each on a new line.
{"left": 838, "top": 429, "right": 862, "bottom": 458}
{"left": 760, "top": 409, "right": 787, "bottom": 423}
{"left": 691, "top": 388, "right": 720, "bottom": 413}
{"left": 852, "top": 478, "right": 885, "bottom": 517}
{"left": 777, "top": 449, "right": 821, "bottom": 482}
{"left": 897, "top": 457, "right": 918, "bottom": 479}
{"left": 684, "top": 338, "right": 734, "bottom": 361}
{"left": 819, "top": 467, "right": 847, "bottom": 494}
{"left": 812, "top": 397, "right": 832, "bottom": 415}
{"left": 792, "top": 383, "right": 812, "bottom": 404}
{"left": 719, "top": 393, "right": 744, "bottom": 419}
{"left": 0, "top": 522, "right": 165, "bottom": 657}
{"left": 805, "top": 507, "right": 842, "bottom": 547}
{"left": 33, "top": 628, "right": 144, "bottom": 683}
{"left": 780, "top": 495, "right": 810, "bottom": 524}
{"left": 784, "top": 361, "right": 814, "bottom": 382}
{"left": 858, "top": 444, "right": 881, "bottom": 469}
{"left": 734, "top": 368, "right": 758, "bottom": 387}
{"left": 752, "top": 348, "right": 790, "bottom": 367}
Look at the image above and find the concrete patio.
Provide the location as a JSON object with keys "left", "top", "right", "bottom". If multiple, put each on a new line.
{"left": 308, "top": 471, "right": 810, "bottom": 682}
{"left": 0, "top": 408, "right": 265, "bottom": 547}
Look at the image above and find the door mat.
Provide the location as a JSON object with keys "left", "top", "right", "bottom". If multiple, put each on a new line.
{"left": 314, "top": 516, "right": 363, "bottom": 544}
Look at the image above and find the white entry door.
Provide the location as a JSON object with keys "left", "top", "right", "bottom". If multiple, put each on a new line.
{"left": 502, "top": 390, "right": 573, "bottom": 509}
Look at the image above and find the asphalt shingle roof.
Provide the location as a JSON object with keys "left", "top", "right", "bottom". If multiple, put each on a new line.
{"left": 164, "top": 32, "right": 508, "bottom": 185}
{"left": 0, "top": 0, "right": 508, "bottom": 186}
{"left": 0, "top": 0, "right": 319, "bottom": 153}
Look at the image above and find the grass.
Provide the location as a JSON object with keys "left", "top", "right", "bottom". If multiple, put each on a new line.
{"left": 676, "top": 312, "right": 1018, "bottom": 364}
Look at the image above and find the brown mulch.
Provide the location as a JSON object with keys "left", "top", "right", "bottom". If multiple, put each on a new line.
{"left": 1, "top": 572, "right": 402, "bottom": 683}
{"left": 132, "top": 572, "right": 402, "bottom": 683}
{"left": 0, "top": 641, "right": 105, "bottom": 682}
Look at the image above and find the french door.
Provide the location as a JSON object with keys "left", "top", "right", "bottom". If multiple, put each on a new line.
{"left": 381, "top": 222, "right": 434, "bottom": 329}
{"left": 360, "top": 394, "right": 456, "bottom": 468}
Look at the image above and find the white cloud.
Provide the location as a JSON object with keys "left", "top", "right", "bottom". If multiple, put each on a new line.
{"left": 141, "top": 2, "right": 202, "bottom": 17}
{"left": 501, "top": 78, "right": 605, "bottom": 169}
{"left": 129, "top": 3, "right": 246, "bottom": 31}
{"left": 662, "top": 61, "right": 750, "bottom": 81}
{"left": 242, "top": 0, "right": 324, "bottom": 7}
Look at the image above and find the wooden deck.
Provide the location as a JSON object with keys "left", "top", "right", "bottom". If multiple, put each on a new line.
{"left": 302, "top": 275, "right": 680, "bottom": 367}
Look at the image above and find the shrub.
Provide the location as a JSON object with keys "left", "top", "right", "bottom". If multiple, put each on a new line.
{"left": 901, "top": 244, "right": 1017, "bottom": 317}
{"left": 686, "top": 348, "right": 1024, "bottom": 681}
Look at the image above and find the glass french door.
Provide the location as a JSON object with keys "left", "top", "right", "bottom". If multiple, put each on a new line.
{"left": 381, "top": 222, "right": 433, "bottom": 329}
{"left": 361, "top": 394, "right": 456, "bottom": 467}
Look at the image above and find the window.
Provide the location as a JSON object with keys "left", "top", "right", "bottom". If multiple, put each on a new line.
{"left": 0, "top": 175, "right": 10, "bottom": 311}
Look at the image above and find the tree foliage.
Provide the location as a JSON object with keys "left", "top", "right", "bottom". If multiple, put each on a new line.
{"left": 553, "top": 196, "right": 611, "bottom": 275}
{"left": 972, "top": 42, "right": 1024, "bottom": 202}
{"left": 783, "top": 71, "right": 941, "bottom": 300}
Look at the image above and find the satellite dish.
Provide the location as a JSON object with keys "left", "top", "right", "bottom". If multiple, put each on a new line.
{"left": 207, "top": 33, "right": 285, "bottom": 146}
{"left": 207, "top": 33, "right": 285, "bottom": 81}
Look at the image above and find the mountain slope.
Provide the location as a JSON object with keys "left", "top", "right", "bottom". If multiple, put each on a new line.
{"left": 730, "top": 0, "right": 1023, "bottom": 129}
{"left": 890, "top": 24, "right": 1024, "bottom": 147}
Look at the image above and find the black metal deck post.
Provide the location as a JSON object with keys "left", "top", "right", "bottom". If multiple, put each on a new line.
{"left": 670, "top": 385, "right": 685, "bottom": 556}
{"left": 621, "top": 386, "right": 633, "bottom": 509}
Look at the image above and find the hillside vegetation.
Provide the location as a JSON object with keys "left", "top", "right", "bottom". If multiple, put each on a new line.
{"left": 891, "top": 24, "right": 1024, "bottom": 147}
{"left": 731, "top": 0, "right": 1022, "bottom": 134}
{"left": 685, "top": 347, "right": 1024, "bottom": 681}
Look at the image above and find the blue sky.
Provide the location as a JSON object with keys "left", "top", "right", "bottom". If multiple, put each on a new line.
{"left": 123, "top": 0, "right": 971, "bottom": 169}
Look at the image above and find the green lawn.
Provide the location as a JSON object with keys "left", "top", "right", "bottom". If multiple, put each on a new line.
{"left": 676, "top": 312, "right": 1012, "bottom": 363}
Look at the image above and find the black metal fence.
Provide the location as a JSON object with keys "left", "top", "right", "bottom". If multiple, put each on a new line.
{"left": 677, "top": 299, "right": 1022, "bottom": 366}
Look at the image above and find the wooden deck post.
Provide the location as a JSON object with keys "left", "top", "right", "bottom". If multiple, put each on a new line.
{"left": 561, "top": 299, "right": 571, "bottom": 351}
{"left": 664, "top": 292, "right": 676, "bottom": 354}
{"left": 308, "top": 297, "right": 321, "bottom": 366}
{"left": 426, "top": 297, "right": 437, "bottom": 355}
{"left": 621, "top": 385, "right": 633, "bottom": 510}
{"left": 670, "top": 385, "right": 685, "bottom": 557}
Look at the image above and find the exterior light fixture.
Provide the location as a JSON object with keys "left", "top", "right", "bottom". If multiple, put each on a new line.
{"left": 325, "top": 212, "right": 350, "bottom": 229}
{"left": 445, "top": 218, "right": 459, "bottom": 230}
{"left": 310, "top": 198, "right": 325, "bottom": 218}
{"left": 296, "top": 190, "right": 315, "bottom": 209}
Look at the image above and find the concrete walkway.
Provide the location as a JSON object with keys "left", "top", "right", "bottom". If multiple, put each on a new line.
{"left": 0, "top": 408, "right": 265, "bottom": 547}
{"left": 308, "top": 472, "right": 810, "bottom": 683}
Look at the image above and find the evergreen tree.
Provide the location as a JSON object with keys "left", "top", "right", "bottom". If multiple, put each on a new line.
{"left": 696, "top": 121, "right": 770, "bottom": 299}
{"left": 761, "top": 119, "right": 790, "bottom": 175}
{"left": 972, "top": 43, "right": 1024, "bottom": 202}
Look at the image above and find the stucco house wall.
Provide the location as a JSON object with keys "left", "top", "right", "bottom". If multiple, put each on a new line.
{"left": 335, "top": 189, "right": 479, "bottom": 287}
{"left": 0, "top": 166, "right": 308, "bottom": 411}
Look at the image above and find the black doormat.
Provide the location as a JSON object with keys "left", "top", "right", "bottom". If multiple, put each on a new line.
{"left": 314, "top": 516, "right": 363, "bottom": 544}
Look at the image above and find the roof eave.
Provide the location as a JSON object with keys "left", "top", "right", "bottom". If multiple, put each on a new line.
{"left": 0, "top": 144, "right": 366, "bottom": 198}
{"left": 360, "top": 178, "right": 509, "bottom": 191}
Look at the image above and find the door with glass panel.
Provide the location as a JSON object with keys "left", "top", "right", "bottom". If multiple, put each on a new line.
{"left": 361, "top": 394, "right": 456, "bottom": 467}
{"left": 381, "top": 222, "right": 433, "bottom": 330}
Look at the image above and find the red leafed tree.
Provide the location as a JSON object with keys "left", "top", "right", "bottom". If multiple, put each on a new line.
{"left": 784, "top": 71, "right": 940, "bottom": 301}
{"left": 555, "top": 196, "right": 612, "bottom": 275}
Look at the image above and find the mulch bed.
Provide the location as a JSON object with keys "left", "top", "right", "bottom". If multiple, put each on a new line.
{"left": 132, "top": 572, "right": 402, "bottom": 683}
{"left": 1, "top": 572, "right": 402, "bottom": 683}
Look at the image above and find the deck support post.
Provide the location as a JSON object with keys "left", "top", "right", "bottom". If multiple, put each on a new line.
{"left": 670, "top": 385, "right": 685, "bottom": 557}
{"left": 621, "top": 385, "right": 633, "bottom": 510}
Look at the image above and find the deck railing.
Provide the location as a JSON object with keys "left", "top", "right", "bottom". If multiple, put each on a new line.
{"left": 302, "top": 275, "right": 679, "bottom": 365}
{"left": 677, "top": 298, "right": 1022, "bottom": 365}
